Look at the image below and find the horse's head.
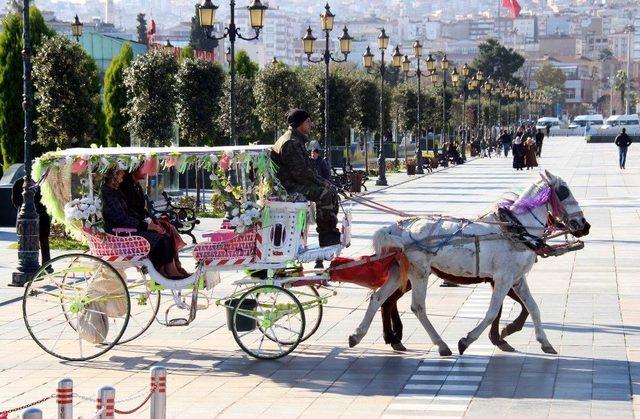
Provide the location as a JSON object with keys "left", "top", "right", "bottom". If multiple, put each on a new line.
{"left": 541, "top": 170, "right": 590, "bottom": 237}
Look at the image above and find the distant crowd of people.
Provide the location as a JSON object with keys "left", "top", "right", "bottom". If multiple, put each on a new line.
{"left": 468, "top": 125, "right": 545, "bottom": 171}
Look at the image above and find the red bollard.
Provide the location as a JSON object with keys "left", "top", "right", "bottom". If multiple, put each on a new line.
{"left": 150, "top": 366, "right": 167, "bottom": 419}
{"left": 96, "top": 386, "right": 115, "bottom": 419}
{"left": 57, "top": 378, "right": 73, "bottom": 419}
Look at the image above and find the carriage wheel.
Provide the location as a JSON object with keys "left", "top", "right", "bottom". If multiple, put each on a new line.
{"left": 115, "top": 268, "right": 161, "bottom": 345}
{"left": 231, "top": 285, "right": 305, "bottom": 360}
{"left": 259, "top": 285, "right": 322, "bottom": 344}
{"left": 23, "top": 254, "right": 130, "bottom": 361}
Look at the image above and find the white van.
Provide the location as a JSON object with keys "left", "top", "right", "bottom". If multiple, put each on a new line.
{"left": 536, "top": 117, "right": 561, "bottom": 131}
{"left": 600, "top": 114, "right": 639, "bottom": 134}
{"left": 568, "top": 114, "right": 604, "bottom": 131}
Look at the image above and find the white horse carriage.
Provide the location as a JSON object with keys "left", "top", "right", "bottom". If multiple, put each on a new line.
{"left": 22, "top": 142, "right": 590, "bottom": 362}
{"left": 22, "top": 145, "right": 353, "bottom": 361}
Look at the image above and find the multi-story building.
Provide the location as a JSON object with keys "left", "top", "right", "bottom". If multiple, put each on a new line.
{"left": 576, "top": 31, "right": 609, "bottom": 59}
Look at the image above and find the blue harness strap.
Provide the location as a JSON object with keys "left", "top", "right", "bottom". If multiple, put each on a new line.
{"left": 408, "top": 220, "right": 470, "bottom": 254}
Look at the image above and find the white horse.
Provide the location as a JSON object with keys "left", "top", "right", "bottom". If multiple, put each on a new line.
{"left": 348, "top": 170, "right": 590, "bottom": 356}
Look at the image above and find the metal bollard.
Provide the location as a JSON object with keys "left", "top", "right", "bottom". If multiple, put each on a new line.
{"left": 57, "top": 378, "right": 73, "bottom": 419}
{"left": 96, "top": 386, "right": 115, "bottom": 419}
{"left": 150, "top": 366, "right": 167, "bottom": 419}
{"left": 21, "top": 408, "right": 42, "bottom": 419}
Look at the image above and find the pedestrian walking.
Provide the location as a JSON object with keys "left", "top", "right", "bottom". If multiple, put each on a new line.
{"left": 499, "top": 130, "right": 511, "bottom": 157}
{"left": 614, "top": 128, "right": 633, "bottom": 169}
{"left": 535, "top": 129, "right": 545, "bottom": 157}
{"left": 512, "top": 136, "right": 525, "bottom": 170}
{"left": 524, "top": 137, "right": 538, "bottom": 169}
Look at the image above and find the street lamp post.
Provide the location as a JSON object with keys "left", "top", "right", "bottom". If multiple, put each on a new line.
{"left": 625, "top": 25, "right": 635, "bottom": 115}
{"left": 363, "top": 28, "right": 395, "bottom": 187}
{"left": 452, "top": 63, "right": 470, "bottom": 159}
{"left": 197, "top": 0, "right": 267, "bottom": 146}
{"left": 441, "top": 55, "right": 449, "bottom": 144}
{"left": 401, "top": 41, "right": 426, "bottom": 174}
{"left": 475, "top": 71, "right": 484, "bottom": 138}
{"left": 12, "top": 0, "right": 39, "bottom": 286}
{"left": 303, "top": 3, "right": 352, "bottom": 170}
{"left": 71, "top": 15, "right": 83, "bottom": 42}
{"left": 483, "top": 78, "right": 493, "bottom": 135}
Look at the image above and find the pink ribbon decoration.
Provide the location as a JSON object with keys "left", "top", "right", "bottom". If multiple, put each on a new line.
{"left": 71, "top": 158, "right": 88, "bottom": 174}
{"left": 219, "top": 155, "right": 231, "bottom": 172}
{"left": 164, "top": 156, "right": 178, "bottom": 168}
{"left": 139, "top": 157, "right": 159, "bottom": 176}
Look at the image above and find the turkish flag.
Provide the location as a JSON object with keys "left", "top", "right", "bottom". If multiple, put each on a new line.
{"left": 147, "top": 19, "right": 156, "bottom": 36}
{"left": 502, "top": 0, "right": 522, "bottom": 18}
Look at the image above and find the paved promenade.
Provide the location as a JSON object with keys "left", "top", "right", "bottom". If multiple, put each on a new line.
{"left": 0, "top": 137, "right": 639, "bottom": 418}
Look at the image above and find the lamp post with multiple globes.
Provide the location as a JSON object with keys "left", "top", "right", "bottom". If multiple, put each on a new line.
{"left": 197, "top": 0, "right": 268, "bottom": 146}
{"left": 363, "top": 29, "right": 401, "bottom": 186}
{"left": 302, "top": 3, "right": 353, "bottom": 170}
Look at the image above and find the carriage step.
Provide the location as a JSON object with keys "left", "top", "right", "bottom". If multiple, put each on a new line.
{"left": 167, "top": 318, "right": 189, "bottom": 326}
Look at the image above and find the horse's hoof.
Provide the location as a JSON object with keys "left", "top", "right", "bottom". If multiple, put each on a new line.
{"left": 541, "top": 345, "right": 557, "bottom": 354}
{"left": 348, "top": 335, "right": 359, "bottom": 348}
{"left": 458, "top": 338, "right": 470, "bottom": 355}
{"left": 391, "top": 342, "right": 407, "bottom": 352}
{"left": 497, "top": 340, "right": 516, "bottom": 352}
{"left": 439, "top": 346, "right": 453, "bottom": 357}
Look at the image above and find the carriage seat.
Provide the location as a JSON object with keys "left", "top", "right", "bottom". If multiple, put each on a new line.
{"left": 82, "top": 228, "right": 151, "bottom": 262}
{"left": 193, "top": 229, "right": 257, "bottom": 266}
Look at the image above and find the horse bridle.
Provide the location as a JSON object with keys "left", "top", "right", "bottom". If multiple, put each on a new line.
{"left": 527, "top": 180, "right": 583, "bottom": 238}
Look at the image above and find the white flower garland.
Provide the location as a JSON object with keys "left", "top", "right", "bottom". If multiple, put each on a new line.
{"left": 63, "top": 195, "right": 103, "bottom": 231}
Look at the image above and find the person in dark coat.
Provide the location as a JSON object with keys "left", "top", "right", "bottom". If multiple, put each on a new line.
{"left": 119, "top": 167, "right": 188, "bottom": 276}
{"left": 102, "top": 168, "right": 182, "bottom": 278}
{"left": 499, "top": 130, "right": 511, "bottom": 158}
{"left": 310, "top": 148, "right": 331, "bottom": 180}
{"left": 12, "top": 178, "right": 51, "bottom": 265}
{"left": 272, "top": 109, "right": 340, "bottom": 247}
{"left": 512, "top": 136, "right": 525, "bottom": 170}
{"left": 614, "top": 128, "right": 633, "bottom": 169}
{"left": 535, "top": 129, "right": 545, "bottom": 157}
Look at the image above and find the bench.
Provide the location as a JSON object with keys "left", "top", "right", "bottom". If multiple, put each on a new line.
{"left": 148, "top": 192, "right": 201, "bottom": 244}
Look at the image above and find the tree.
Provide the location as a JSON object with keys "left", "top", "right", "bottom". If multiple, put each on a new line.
{"left": 104, "top": 43, "right": 134, "bottom": 146}
{"left": 234, "top": 50, "right": 259, "bottom": 79}
{"left": 0, "top": 8, "right": 54, "bottom": 170}
{"left": 176, "top": 57, "right": 225, "bottom": 146}
{"left": 189, "top": 8, "right": 218, "bottom": 51}
{"left": 614, "top": 70, "right": 628, "bottom": 113}
{"left": 124, "top": 50, "right": 178, "bottom": 146}
{"left": 535, "top": 61, "right": 566, "bottom": 90}
{"left": 302, "top": 65, "right": 354, "bottom": 151}
{"left": 537, "top": 86, "right": 565, "bottom": 113}
{"left": 598, "top": 48, "right": 614, "bottom": 61}
{"left": 33, "top": 35, "right": 101, "bottom": 148}
{"left": 218, "top": 74, "right": 262, "bottom": 144}
{"left": 391, "top": 82, "right": 420, "bottom": 134}
{"left": 136, "top": 13, "right": 148, "bottom": 44}
{"left": 348, "top": 72, "right": 379, "bottom": 135}
{"left": 472, "top": 38, "right": 525, "bottom": 84}
{"left": 253, "top": 62, "right": 304, "bottom": 140}
{"left": 179, "top": 45, "right": 194, "bottom": 62}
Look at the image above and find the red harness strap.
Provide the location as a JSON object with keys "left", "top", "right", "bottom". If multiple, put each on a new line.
{"left": 329, "top": 250, "right": 401, "bottom": 289}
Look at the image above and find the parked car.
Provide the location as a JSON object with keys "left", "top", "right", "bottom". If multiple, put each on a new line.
{"left": 568, "top": 114, "right": 604, "bottom": 131}
{"left": 535, "top": 117, "right": 561, "bottom": 132}
{"left": 602, "top": 114, "right": 640, "bottom": 131}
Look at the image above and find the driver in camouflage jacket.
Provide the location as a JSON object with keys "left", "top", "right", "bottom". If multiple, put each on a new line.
{"left": 271, "top": 109, "right": 341, "bottom": 247}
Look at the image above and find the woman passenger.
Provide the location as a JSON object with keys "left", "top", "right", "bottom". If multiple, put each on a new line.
{"left": 101, "top": 168, "right": 186, "bottom": 278}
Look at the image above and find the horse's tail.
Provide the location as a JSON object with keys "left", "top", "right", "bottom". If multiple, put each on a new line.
{"left": 397, "top": 252, "right": 410, "bottom": 292}
{"left": 373, "top": 225, "right": 405, "bottom": 256}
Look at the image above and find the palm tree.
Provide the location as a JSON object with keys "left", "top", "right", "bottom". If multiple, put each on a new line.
{"left": 614, "top": 70, "right": 627, "bottom": 114}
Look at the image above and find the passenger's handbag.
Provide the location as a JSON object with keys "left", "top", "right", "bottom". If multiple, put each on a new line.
{"left": 87, "top": 265, "right": 128, "bottom": 318}
{"left": 77, "top": 305, "right": 109, "bottom": 344}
